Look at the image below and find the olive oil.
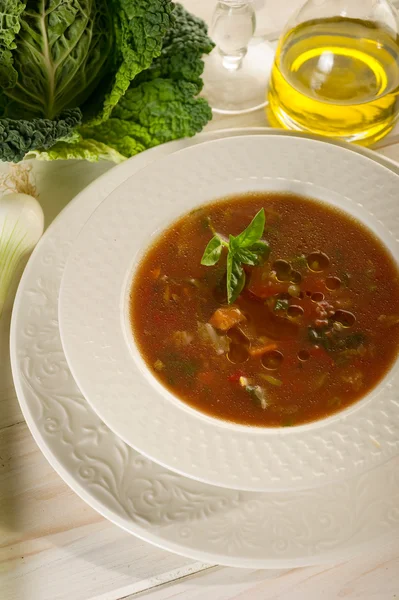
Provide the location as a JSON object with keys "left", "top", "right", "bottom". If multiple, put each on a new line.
{"left": 267, "top": 18, "right": 399, "bottom": 145}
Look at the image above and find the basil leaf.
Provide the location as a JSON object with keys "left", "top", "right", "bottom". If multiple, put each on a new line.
{"left": 334, "top": 332, "right": 366, "bottom": 351}
{"left": 250, "top": 240, "right": 270, "bottom": 259}
{"left": 233, "top": 209, "right": 265, "bottom": 248}
{"left": 235, "top": 247, "right": 260, "bottom": 266}
{"left": 200, "top": 208, "right": 269, "bottom": 304}
{"left": 308, "top": 327, "right": 332, "bottom": 351}
{"left": 274, "top": 298, "right": 289, "bottom": 311}
{"left": 227, "top": 252, "right": 246, "bottom": 303}
{"left": 228, "top": 233, "right": 238, "bottom": 251}
{"left": 201, "top": 236, "right": 223, "bottom": 266}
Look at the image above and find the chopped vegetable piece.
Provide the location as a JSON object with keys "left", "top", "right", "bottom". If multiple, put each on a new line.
{"left": 228, "top": 371, "right": 245, "bottom": 383}
{"left": 197, "top": 322, "right": 230, "bottom": 355}
{"left": 245, "top": 385, "right": 268, "bottom": 409}
{"left": 308, "top": 327, "right": 366, "bottom": 354}
{"left": 274, "top": 298, "right": 289, "bottom": 312}
{"left": 209, "top": 306, "right": 246, "bottom": 331}
{"left": 154, "top": 359, "right": 165, "bottom": 371}
{"left": 187, "top": 278, "right": 201, "bottom": 288}
{"left": 164, "top": 354, "right": 199, "bottom": 379}
{"left": 308, "top": 327, "right": 332, "bottom": 351}
{"left": 163, "top": 285, "right": 171, "bottom": 302}
{"left": 248, "top": 273, "right": 289, "bottom": 299}
{"left": 341, "top": 272, "right": 351, "bottom": 287}
{"left": 291, "top": 254, "right": 307, "bottom": 268}
{"left": 260, "top": 374, "right": 282, "bottom": 386}
{"left": 172, "top": 331, "right": 193, "bottom": 347}
{"left": 248, "top": 342, "right": 277, "bottom": 357}
{"left": 335, "top": 332, "right": 366, "bottom": 351}
{"left": 239, "top": 376, "right": 250, "bottom": 387}
{"left": 378, "top": 314, "right": 399, "bottom": 327}
{"left": 288, "top": 284, "right": 301, "bottom": 297}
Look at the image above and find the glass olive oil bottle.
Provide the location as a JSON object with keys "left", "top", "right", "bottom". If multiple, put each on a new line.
{"left": 267, "top": 16, "right": 399, "bottom": 145}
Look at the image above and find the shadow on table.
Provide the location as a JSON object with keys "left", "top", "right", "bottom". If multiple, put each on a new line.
{"left": 33, "top": 159, "right": 114, "bottom": 230}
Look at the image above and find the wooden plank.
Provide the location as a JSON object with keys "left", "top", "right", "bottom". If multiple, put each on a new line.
{"left": 131, "top": 539, "right": 399, "bottom": 600}
{"left": 0, "top": 422, "right": 201, "bottom": 600}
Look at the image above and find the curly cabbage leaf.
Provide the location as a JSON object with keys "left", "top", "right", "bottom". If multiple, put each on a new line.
{"left": 0, "top": 1, "right": 114, "bottom": 120}
{"left": 96, "top": 0, "right": 174, "bottom": 123}
{"left": 0, "top": 1, "right": 212, "bottom": 163}
{"left": 26, "top": 135, "right": 125, "bottom": 163}
{"left": 0, "top": 108, "right": 82, "bottom": 162}
{"left": 79, "top": 79, "right": 212, "bottom": 158}
{"left": 54, "top": 4, "right": 214, "bottom": 161}
{"left": 0, "top": 0, "right": 173, "bottom": 121}
{"left": 135, "top": 3, "right": 214, "bottom": 90}
{"left": 0, "top": 0, "right": 25, "bottom": 89}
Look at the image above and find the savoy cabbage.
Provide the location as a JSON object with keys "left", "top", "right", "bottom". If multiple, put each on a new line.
{"left": 0, "top": 0, "right": 213, "bottom": 162}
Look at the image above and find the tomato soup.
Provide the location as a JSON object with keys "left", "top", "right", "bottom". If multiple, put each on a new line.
{"left": 130, "top": 193, "right": 399, "bottom": 427}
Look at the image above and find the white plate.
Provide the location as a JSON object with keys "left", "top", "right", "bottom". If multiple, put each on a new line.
{"left": 11, "top": 129, "right": 399, "bottom": 567}
{"left": 59, "top": 134, "right": 399, "bottom": 492}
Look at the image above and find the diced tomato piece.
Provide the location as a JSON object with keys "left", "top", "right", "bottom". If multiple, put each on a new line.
{"left": 209, "top": 306, "right": 246, "bottom": 331}
{"left": 309, "top": 345, "right": 335, "bottom": 366}
{"left": 228, "top": 371, "right": 245, "bottom": 383}
{"left": 248, "top": 342, "right": 277, "bottom": 357}
{"left": 248, "top": 280, "right": 289, "bottom": 299}
{"left": 247, "top": 266, "right": 289, "bottom": 299}
{"left": 309, "top": 345, "right": 326, "bottom": 358}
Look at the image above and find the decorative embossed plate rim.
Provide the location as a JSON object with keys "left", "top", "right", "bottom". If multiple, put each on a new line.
{"left": 59, "top": 134, "right": 399, "bottom": 492}
{"left": 10, "top": 129, "right": 399, "bottom": 567}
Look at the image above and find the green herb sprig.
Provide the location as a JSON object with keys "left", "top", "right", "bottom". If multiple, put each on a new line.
{"left": 201, "top": 209, "right": 270, "bottom": 303}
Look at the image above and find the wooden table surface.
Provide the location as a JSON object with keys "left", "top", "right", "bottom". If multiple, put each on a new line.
{"left": 2, "top": 2, "right": 399, "bottom": 599}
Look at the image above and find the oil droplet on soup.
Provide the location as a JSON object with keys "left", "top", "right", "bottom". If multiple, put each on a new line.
{"left": 130, "top": 193, "right": 399, "bottom": 427}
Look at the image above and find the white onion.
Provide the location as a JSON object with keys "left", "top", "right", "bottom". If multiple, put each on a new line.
{"left": 0, "top": 192, "right": 44, "bottom": 317}
{"left": 198, "top": 321, "right": 230, "bottom": 355}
